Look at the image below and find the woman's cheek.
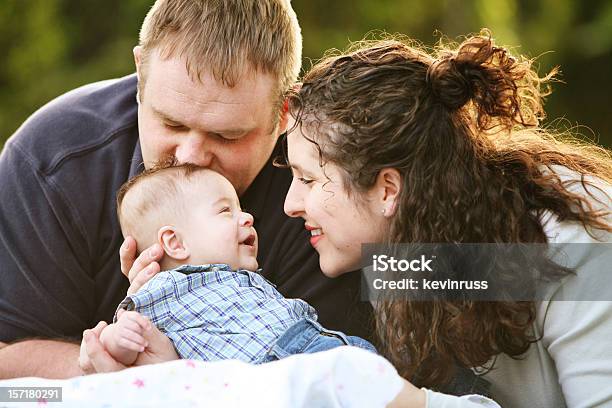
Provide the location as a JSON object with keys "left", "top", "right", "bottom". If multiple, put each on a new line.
{"left": 317, "top": 187, "right": 341, "bottom": 217}
{"left": 321, "top": 201, "right": 337, "bottom": 218}
{"left": 307, "top": 188, "right": 326, "bottom": 219}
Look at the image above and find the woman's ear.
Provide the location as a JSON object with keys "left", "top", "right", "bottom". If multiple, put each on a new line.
{"left": 158, "top": 226, "right": 190, "bottom": 261}
{"left": 374, "top": 168, "right": 402, "bottom": 217}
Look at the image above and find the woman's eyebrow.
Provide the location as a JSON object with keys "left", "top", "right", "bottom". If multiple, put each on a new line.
{"left": 289, "top": 164, "right": 319, "bottom": 180}
{"left": 288, "top": 163, "right": 304, "bottom": 175}
{"left": 287, "top": 160, "right": 304, "bottom": 171}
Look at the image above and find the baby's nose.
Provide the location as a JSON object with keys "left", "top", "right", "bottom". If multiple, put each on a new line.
{"left": 240, "top": 212, "right": 254, "bottom": 227}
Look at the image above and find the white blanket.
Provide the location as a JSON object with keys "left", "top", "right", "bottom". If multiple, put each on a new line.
{"left": 0, "top": 347, "right": 404, "bottom": 407}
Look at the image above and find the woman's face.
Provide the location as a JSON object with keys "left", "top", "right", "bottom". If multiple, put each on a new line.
{"left": 284, "top": 123, "right": 387, "bottom": 277}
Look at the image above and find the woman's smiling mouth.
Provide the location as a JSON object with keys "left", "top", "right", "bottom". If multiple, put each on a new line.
{"left": 305, "top": 225, "right": 323, "bottom": 247}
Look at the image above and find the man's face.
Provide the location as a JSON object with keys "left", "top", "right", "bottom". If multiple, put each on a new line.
{"left": 136, "top": 48, "right": 284, "bottom": 195}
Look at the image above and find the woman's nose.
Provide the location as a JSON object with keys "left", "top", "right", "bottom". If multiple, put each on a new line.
{"left": 284, "top": 179, "right": 304, "bottom": 218}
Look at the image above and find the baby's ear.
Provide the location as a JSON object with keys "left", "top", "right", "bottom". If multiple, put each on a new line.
{"left": 158, "top": 226, "right": 190, "bottom": 261}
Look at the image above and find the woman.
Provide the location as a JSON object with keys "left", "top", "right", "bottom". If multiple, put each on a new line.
{"left": 282, "top": 31, "right": 612, "bottom": 407}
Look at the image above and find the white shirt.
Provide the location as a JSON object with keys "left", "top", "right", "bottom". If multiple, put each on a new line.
{"left": 427, "top": 169, "right": 612, "bottom": 408}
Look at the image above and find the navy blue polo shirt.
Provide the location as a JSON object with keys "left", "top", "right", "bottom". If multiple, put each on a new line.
{"left": 0, "top": 74, "right": 374, "bottom": 344}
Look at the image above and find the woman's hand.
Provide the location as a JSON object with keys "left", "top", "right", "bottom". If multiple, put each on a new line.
{"left": 120, "top": 237, "right": 163, "bottom": 295}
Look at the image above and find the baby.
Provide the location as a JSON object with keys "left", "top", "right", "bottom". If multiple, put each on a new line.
{"left": 99, "top": 160, "right": 375, "bottom": 365}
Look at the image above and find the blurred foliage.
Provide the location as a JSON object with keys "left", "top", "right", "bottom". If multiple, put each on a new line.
{"left": 1, "top": 0, "right": 611, "bottom": 148}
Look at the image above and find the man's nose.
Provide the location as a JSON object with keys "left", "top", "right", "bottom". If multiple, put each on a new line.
{"left": 175, "top": 135, "right": 213, "bottom": 167}
{"left": 240, "top": 212, "right": 254, "bottom": 227}
{"left": 283, "top": 179, "right": 304, "bottom": 218}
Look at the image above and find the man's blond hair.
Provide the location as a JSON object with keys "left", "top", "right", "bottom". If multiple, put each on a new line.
{"left": 138, "top": 0, "right": 302, "bottom": 109}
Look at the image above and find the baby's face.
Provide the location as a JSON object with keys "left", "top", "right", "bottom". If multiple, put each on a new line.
{"left": 182, "top": 172, "right": 258, "bottom": 271}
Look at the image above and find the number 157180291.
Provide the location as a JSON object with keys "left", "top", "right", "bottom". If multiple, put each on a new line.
{"left": 0, "top": 387, "right": 62, "bottom": 402}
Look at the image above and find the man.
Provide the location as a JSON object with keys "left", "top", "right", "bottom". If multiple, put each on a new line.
{"left": 0, "top": 0, "right": 372, "bottom": 378}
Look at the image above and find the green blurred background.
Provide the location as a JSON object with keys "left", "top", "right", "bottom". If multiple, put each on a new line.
{"left": 1, "top": 0, "right": 611, "bottom": 148}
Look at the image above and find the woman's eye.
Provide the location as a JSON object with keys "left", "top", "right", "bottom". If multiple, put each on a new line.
{"left": 298, "top": 177, "right": 314, "bottom": 185}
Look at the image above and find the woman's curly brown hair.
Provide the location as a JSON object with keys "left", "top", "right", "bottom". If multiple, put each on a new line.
{"left": 287, "top": 30, "right": 612, "bottom": 389}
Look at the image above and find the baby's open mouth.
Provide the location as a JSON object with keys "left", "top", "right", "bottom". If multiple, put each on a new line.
{"left": 242, "top": 234, "right": 256, "bottom": 246}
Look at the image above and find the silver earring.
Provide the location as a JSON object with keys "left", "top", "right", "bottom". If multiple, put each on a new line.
{"left": 382, "top": 208, "right": 386, "bottom": 216}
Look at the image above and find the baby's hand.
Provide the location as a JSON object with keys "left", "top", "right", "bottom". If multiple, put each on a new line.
{"left": 113, "top": 309, "right": 151, "bottom": 352}
{"left": 99, "top": 310, "right": 152, "bottom": 365}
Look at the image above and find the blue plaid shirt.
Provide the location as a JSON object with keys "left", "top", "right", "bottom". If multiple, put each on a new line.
{"left": 115, "top": 264, "right": 317, "bottom": 363}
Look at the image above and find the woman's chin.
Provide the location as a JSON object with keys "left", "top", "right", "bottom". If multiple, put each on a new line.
{"left": 319, "top": 259, "right": 357, "bottom": 278}
{"left": 316, "top": 243, "right": 361, "bottom": 277}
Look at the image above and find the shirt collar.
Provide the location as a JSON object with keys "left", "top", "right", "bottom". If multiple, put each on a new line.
{"left": 128, "top": 138, "right": 145, "bottom": 180}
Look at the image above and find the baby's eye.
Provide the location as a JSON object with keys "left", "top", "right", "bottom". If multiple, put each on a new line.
{"left": 220, "top": 206, "right": 231, "bottom": 214}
